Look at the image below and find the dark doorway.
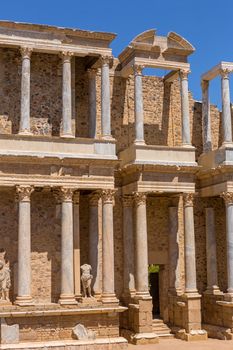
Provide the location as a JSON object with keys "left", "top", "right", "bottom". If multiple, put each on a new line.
{"left": 149, "top": 265, "right": 160, "bottom": 318}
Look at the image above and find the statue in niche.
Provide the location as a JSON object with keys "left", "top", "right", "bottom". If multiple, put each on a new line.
{"left": 0, "top": 258, "right": 11, "bottom": 302}
{"left": 81, "top": 264, "right": 93, "bottom": 298}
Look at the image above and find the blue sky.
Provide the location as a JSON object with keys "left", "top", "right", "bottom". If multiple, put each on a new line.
{"left": 1, "top": 0, "right": 233, "bottom": 107}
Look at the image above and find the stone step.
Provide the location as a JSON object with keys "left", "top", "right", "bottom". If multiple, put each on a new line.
{"left": 152, "top": 318, "right": 173, "bottom": 338}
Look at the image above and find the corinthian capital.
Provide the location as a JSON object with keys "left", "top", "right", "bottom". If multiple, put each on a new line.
{"left": 183, "top": 193, "right": 195, "bottom": 207}
{"left": 101, "top": 55, "right": 113, "bottom": 66}
{"left": 16, "top": 185, "right": 34, "bottom": 202}
{"left": 60, "top": 187, "right": 74, "bottom": 202}
{"left": 220, "top": 68, "right": 231, "bottom": 79}
{"left": 89, "top": 191, "right": 101, "bottom": 206}
{"left": 133, "top": 192, "right": 147, "bottom": 206}
{"left": 221, "top": 192, "right": 233, "bottom": 205}
{"left": 101, "top": 189, "right": 115, "bottom": 204}
{"left": 20, "top": 47, "right": 33, "bottom": 59}
{"left": 73, "top": 191, "right": 80, "bottom": 205}
{"left": 61, "top": 51, "right": 74, "bottom": 63}
{"left": 122, "top": 195, "right": 133, "bottom": 207}
{"left": 179, "top": 69, "right": 190, "bottom": 80}
{"left": 133, "top": 64, "right": 144, "bottom": 76}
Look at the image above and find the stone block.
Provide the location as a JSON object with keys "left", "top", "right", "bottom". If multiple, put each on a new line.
{"left": 0, "top": 318, "right": 19, "bottom": 344}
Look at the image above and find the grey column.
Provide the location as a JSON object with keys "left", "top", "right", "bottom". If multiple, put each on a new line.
{"left": 101, "top": 56, "right": 112, "bottom": 138}
{"left": 73, "top": 191, "right": 81, "bottom": 299}
{"left": 221, "top": 69, "right": 232, "bottom": 144}
{"left": 221, "top": 192, "right": 233, "bottom": 294}
{"left": 205, "top": 207, "right": 220, "bottom": 293}
{"left": 15, "top": 185, "right": 34, "bottom": 305}
{"left": 101, "top": 190, "right": 117, "bottom": 303}
{"left": 180, "top": 70, "right": 191, "bottom": 145}
{"left": 59, "top": 188, "right": 77, "bottom": 304}
{"left": 19, "top": 47, "right": 33, "bottom": 135}
{"left": 183, "top": 193, "right": 198, "bottom": 293}
{"left": 134, "top": 192, "right": 150, "bottom": 297}
{"left": 89, "top": 191, "right": 101, "bottom": 297}
{"left": 61, "top": 51, "right": 74, "bottom": 138}
{"left": 123, "top": 195, "right": 135, "bottom": 297}
{"left": 202, "top": 80, "right": 212, "bottom": 152}
{"left": 88, "top": 69, "right": 97, "bottom": 138}
{"left": 134, "top": 65, "right": 145, "bottom": 144}
{"left": 168, "top": 206, "right": 181, "bottom": 294}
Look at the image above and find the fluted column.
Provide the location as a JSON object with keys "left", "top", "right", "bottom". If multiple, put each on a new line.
{"left": 61, "top": 51, "right": 74, "bottom": 138}
{"left": 19, "top": 47, "right": 33, "bottom": 135}
{"left": 88, "top": 68, "right": 97, "bottom": 138}
{"left": 134, "top": 65, "right": 145, "bottom": 144}
{"left": 205, "top": 207, "right": 220, "bottom": 294}
{"left": 89, "top": 191, "right": 101, "bottom": 297}
{"left": 101, "top": 189, "right": 117, "bottom": 303}
{"left": 221, "top": 69, "right": 232, "bottom": 144}
{"left": 221, "top": 192, "right": 233, "bottom": 295}
{"left": 180, "top": 70, "right": 191, "bottom": 146}
{"left": 101, "top": 56, "right": 112, "bottom": 139}
{"left": 123, "top": 195, "right": 135, "bottom": 297}
{"left": 201, "top": 80, "right": 212, "bottom": 152}
{"left": 183, "top": 193, "right": 198, "bottom": 293}
{"left": 134, "top": 192, "right": 150, "bottom": 298}
{"left": 59, "top": 187, "right": 76, "bottom": 304}
{"left": 73, "top": 191, "right": 81, "bottom": 299}
{"left": 15, "top": 185, "right": 34, "bottom": 305}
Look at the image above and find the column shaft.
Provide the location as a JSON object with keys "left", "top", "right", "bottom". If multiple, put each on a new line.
{"left": 202, "top": 80, "right": 212, "bottom": 152}
{"left": 101, "top": 57, "right": 111, "bottom": 138}
{"left": 73, "top": 192, "right": 81, "bottom": 299}
{"left": 88, "top": 69, "right": 97, "bottom": 138}
{"left": 19, "top": 47, "right": 32, "bottom": 135}
{"left": 221, "top": 69, "right": 232, "bottom": 144}
{"left": 61, "top": 52, "right": 74, "bottom": 137}
{"left": 15, "top": 185, "right": 34, "bottom": 305}
{"left": 134, "top": 65, "right": 145, "bottom": 144}
{"left": 180, "top": 70, "right": 191, "bottom": 145}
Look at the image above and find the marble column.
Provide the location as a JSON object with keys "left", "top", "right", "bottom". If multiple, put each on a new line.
{"left": 134, "top": 65, "right": 145, "bottom": 144}
{"left": 88, "top": 68, "right": 97, "bottom": 138}
{"left": 183, "top": 193, "right": 198, "bottom": 293}
{"left": 19, "top": 47, "right": 33, "bottom": 135}
{"left": 134, "top": 192, "right": 150, "bottom": 297}
{"left": 201, "top": 80, "right": 212, "bottom": 152}
{"left": 205, "top": 207, "right": 220, "bottom": 294}
{"left": 89, "top": 191, "right": 101, "bottom": 297}
{"left": 61, "top": 51, "right": 74, "bottom": 138}
{"left": 221, "top": 192, "right": 233, "bottom": 295}
{"left": 101, "top": 56, "right": 112, "bottom": 139}
{"left": 15, "top": 185, "right": 34, "bottom": 305}
{"left": 73, "top": 191, "right": 81, "bottom": 299}
{"left": 221, "top": 69, "right": 232, "bottom": 144}
{"left": 59, "top": 187, "right": 77, "bottom": 304}
{"left": 168, "top": 206, "right": 181, "bottom": 295}
{"left": 123, "top": 195, "right": 135, "bottom": 297}
{"left": 101, "top": 189, "right": 117, "bottom": 303}
{"left": 180, "top": 70, "right": 191, "bottom": 146}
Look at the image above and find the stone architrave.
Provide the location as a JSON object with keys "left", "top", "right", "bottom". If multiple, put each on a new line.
{"left": 101, "top": 56, "right": 112, "bottom": 139}
{"left": 180, "top": 70, "right": 191, "bottom": 146}
{"left": 221, "top": 69, "right": 232, "bottom": 144}
{"left": 134, "top": 64, "right": 145, "bottom": 144}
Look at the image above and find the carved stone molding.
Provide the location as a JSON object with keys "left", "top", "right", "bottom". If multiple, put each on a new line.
{"left": 101, "top": 55, "right": 113, "bottom": 66}
{"left": 133, "top": 192, "right": 147, "bottom": 206}
{"left": 89, "top": 191, "right": 101, "bottom": 206}
{"left": 183, "top": 193, "right": 195, "bottom": 207}
{"left": 122, "top": 195, "right": 133, "bottom": 207}
{"left": 60, "top": 187, "right": 74, "bottom": 202}
{"left": 16, "top": 185, "right": 34, "bottom": 202}
{"left": 220, "top": 192, "right": 233, "bottom": 205}
{"left": 73, "top": 191, "right": 80, "bottom": 205}
{"left": 220, "top": 68, "right": 231, "bottom": 79}
{"left": 61, "top": 51, "right": 74, "bottom": 63}
{"left": 101, "top": 189, "right": 115, "bottom": 204}
{"left": 133, "top": 64, "right": 144, "bottom": 76}
{"left": 179, "top": 69, "right": 190, "bottom": 80}
{"left": 20, "top": 46, "right": 33, "bottom": 59}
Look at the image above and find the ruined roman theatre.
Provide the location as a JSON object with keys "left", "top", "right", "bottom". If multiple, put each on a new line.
{"left": 0, "top": 20, "right": 232, "bottom": 349}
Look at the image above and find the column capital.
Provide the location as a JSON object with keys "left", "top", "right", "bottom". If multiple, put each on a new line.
{"left": 20, "top": 46, "right": 33, "bottom": 59}
{"left": 16, "top": 185, "right": 34, "bottom": 202}
{"left": 87, "top": 68, "right": 98, "bottom": 77}
{"left": 201, "top": 79, "right": 209, "bottom": 90}
{"left": 221, "top": 191, "right": 233, "bottom": 205}
{"left": 61, "top": 51, "right": 74, "bottom": 63}
{"left": 220, "top": 68, "right": 231, "bottom": 79}
{"left": 183, "top": 193, "right": 195, "bottom": 207}
{"left": 179, "top": 69, "right": 190, "bottom": 80}
{"left": 133, "top": 64, "right": 144, "bottom": 76}
{"left": 133, "top": 192, "right": 147, "bottom": 206}
{"left": 122, "top": 195, "right": 133, "bottom": 207}
{"left": 73, "top": 191, "right": 80, "bottom": 205}
{"left": 89, "top": 191, "right": 101, "bottom": 206}
{"left": 60, "top": 187, "right": 74, "bottom": 202}
{"left": 101, "top": 189, "right": 116, "bottom": 204}
{"left": 100, "top": 55, "right": 113, "bottom": 66}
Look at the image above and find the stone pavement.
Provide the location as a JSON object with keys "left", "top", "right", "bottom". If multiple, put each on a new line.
{"left": 128, "top": 338, "right": 233, "bottom": 350}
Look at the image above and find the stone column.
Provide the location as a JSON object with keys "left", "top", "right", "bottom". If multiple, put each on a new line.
{"left": 221, "top": 69, "right": 232, "bottom": 144}
{"left": 205, "top": 207, "right": 220, "bottom": 294}
{"left": 180, "top": 70, "right": 191, "bottom": 146}
{"left": 134, "top": 65, "right": 145, "bottom": 144}
{"left": 201, "top": 80, "right": 212, "bottom": 152}
{"left": 89, "top": 191, "right": 101, "bottom": 297}
{"left": 168, "top": 206, "right": 181, "bottom": 294}
{"left": 134, "top": 192, "right": 150, "bottom": 297}
{"left": 15, "top": 185, "right": 34, "bottom": 305}
{"left": 183, "top": 193, "right": 198, "bottom": 293}
{"left": 221, "top": 192, "right": 233, "bottom": 295}
{"left": 59, "top": 188, "right": 76, "bottom": 304}
{"left": 88, "top": 68, "right": 97, "bottom": 138}
{"left": 73, "top": 191, "right": 81, "bottom": 299}
{"left": 101, "top": 56, "right": 112, "bottom": 139}
{"left": 123, "top": 195, "right": 135, "bottom": 297}
{"left": 61, "top": 51, "right": 74, "bottom": 138}
{"left": 101, "top": 189, "right": 117, "bottom": 303}
{"left": 19, "top": 47, "right": 33, "bottom": 135}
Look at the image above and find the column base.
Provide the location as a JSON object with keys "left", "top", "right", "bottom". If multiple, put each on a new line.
{"left": 15, "top": 296, "right": 35, "bottom": 306}
{"left": 224, "top": 292, "right": 233, "bottom": 302}
{"left": 181, "top": 143, "right": 193, "bottom": 148}
{"left": 18, "top": 130, "right": 33, "bottom": 136}
{"left": 101, "top": 135, "right": 115, "bottom": 141}
{"left": 60, "top": 133, "right": 75, "bottom": 138}
{"left": 101, "top": 293, "right": 119, "bottom": 304}
{"left": 134, "top": 291, "right": 152, "bottom": 301}
{"left": 204, "top": 286, "right": 223, "bottom": 295}
{"left": 59, "top": 294, "right": 77, "bottom": 305}
{"left": 134, "top": 139, "right": 145, "bottom": 146}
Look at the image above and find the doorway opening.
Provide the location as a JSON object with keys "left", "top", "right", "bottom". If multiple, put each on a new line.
{"left": 149, "top": 264, "right": 160, "bottom": 318}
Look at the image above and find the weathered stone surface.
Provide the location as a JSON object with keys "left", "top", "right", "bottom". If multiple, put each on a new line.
{"left": 72, "top": 323, "right": 96, "bottom": 340}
